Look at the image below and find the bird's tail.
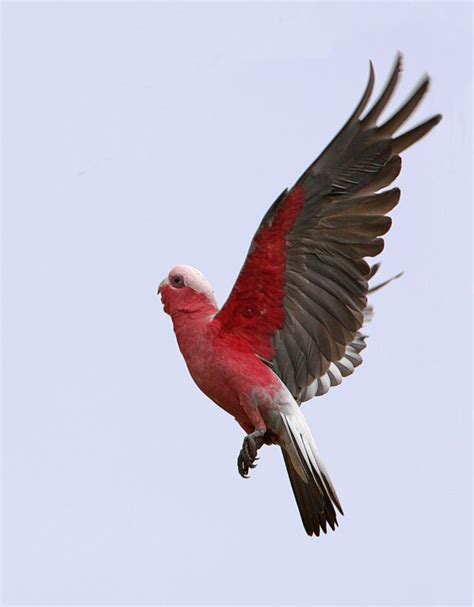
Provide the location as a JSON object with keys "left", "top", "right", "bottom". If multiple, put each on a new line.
{"left": 279, "top": 411, "right": 343, "bottom": 537}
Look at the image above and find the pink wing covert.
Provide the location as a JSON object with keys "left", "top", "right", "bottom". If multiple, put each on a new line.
{"left": 215, "top": 187, "right": 305, "bottom": 362}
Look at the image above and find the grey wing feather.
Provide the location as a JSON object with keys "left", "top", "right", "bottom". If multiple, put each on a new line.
{"left": 298, "top": 267, "right": 402, "bottom": 403}
{"left": 270, "top": 54, "right": 441, "bottom": 401}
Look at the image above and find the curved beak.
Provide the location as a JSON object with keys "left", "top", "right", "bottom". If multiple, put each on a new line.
{"left": 157, "top": 278, "right": 168, "bottom": 295}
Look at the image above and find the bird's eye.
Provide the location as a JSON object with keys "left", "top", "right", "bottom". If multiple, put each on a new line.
{"left": 171, "top": 275, "right": 184, "bottom": 288}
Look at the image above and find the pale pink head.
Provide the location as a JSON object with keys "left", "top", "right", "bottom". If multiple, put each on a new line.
{"left": 158, "top": 264, "right": 218, "bottom": 317}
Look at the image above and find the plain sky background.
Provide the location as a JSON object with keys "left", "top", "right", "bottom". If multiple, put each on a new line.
{"left": 1, "top": 2, "right": 472, "bottom": 605}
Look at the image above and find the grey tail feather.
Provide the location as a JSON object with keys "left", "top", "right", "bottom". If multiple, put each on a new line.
{"left": 281, "top": 449, "right": 339, "bottom": 537}
{"left": 281, "top": 421, "right": 343, "bottom": 537}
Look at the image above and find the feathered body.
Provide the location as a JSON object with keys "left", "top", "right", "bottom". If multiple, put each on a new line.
{"left": 162, "top": 266, "right": 282, "bottom": 432}
{"left": 159, "top": 55, "right": 441, "bottom": 536}
{"left": 161, "top": 265, "right": 343, "bottom": 531}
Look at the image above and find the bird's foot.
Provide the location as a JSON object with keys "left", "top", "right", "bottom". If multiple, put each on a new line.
{"left": 238, "top": 430, "right": 265, "bottom": 478}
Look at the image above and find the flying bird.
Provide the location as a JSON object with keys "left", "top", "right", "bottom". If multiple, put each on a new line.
{"left": 158, "top": 55, "right": 441, "bottom": 537}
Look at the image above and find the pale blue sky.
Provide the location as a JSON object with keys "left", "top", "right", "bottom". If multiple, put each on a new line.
{"left": 2, "top": 2, "right": 472, "bottom": 605}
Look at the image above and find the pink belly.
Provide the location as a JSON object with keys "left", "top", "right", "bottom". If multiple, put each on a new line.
{"left": 187, "top": 348, "right": 281, "bottom": 430}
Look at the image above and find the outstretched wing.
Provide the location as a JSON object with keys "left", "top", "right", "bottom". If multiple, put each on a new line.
{"left": 214, "top": 55, "right": 441, "bottom": 403}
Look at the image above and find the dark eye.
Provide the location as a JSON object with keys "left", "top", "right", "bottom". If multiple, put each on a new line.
{"left": 171, "top": 275, "right": 184, "bottom": 288}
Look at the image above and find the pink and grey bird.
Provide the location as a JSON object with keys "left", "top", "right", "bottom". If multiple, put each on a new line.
{"left": 158, "top": 55, "right": 441, "bottom": 536}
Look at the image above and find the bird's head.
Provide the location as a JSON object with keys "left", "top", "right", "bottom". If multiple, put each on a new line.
{"left": 158, "top": 264, "right": 218, "bottom": 318}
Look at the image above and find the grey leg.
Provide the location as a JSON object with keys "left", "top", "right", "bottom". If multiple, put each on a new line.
{"left": 237, "top": 430, "right": 265, "bottom": 478}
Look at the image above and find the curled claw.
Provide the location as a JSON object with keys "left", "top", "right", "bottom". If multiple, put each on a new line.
{"left": 237, "top": 430, "right": 265, "bottom": 478}
{"left": 237, "top": 452, "right": 251, "bottom": 478}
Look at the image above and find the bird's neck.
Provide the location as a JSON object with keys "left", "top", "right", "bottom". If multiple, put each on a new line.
{"left": 170, "top": 304, "right": 218, "bottom": 360}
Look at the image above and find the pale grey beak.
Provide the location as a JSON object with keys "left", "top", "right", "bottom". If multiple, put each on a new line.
{"left": 157, "top": 278, "right": 168, "bottom": 295}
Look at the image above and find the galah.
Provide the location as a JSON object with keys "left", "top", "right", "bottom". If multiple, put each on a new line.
{"left": 158, "top": 55, "right": 441, "bottom": 537}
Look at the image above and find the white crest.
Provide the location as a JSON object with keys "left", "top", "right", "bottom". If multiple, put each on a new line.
{"left": 168, "top": 264, "right": 218, "bottom": 307}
